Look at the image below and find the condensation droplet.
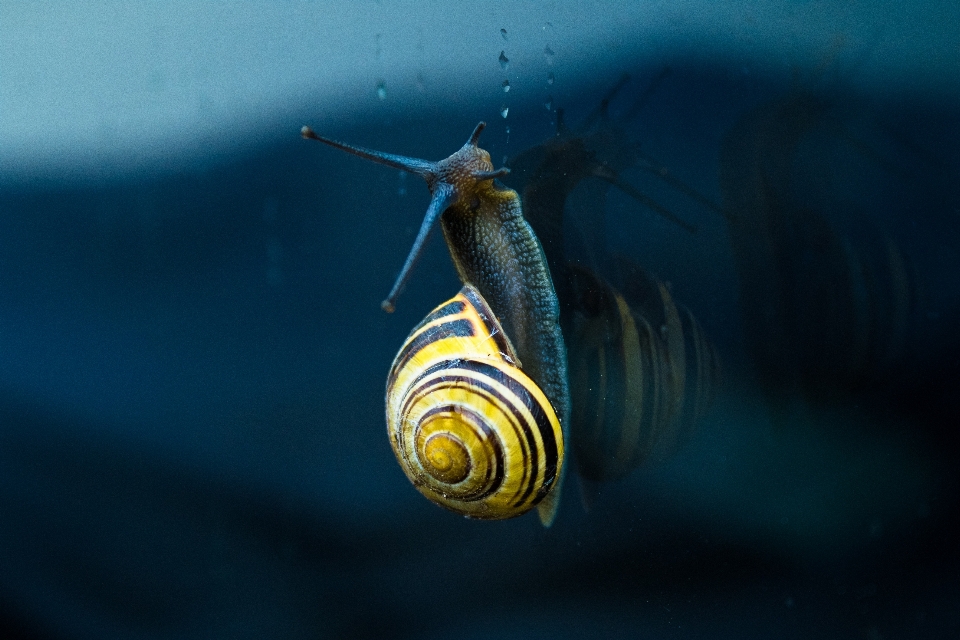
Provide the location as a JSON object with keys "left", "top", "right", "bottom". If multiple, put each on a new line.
{"left": 500, "top": 105, "right": 509, "bottom": 118}
{"left": 376, "top": 80, "right": 387, "bottom": 100}
{"left": 547, "top": 72, "right": 555, "bottom": 85}
{"left": 502, "top": 79, "right": 510, "bottom": 92}
{"left": 500, "top": 28, "right": 508, "bottom": 40}
{"left": 505, "top": 126, "right": 510, "bottom": 134}
{"left": 545, "top": 95, "right": 553, "bottom": 110}
{"left": 499, "top": 51, "right": 509, "bottom": 70}
{"left": 544, "top": 45, "right": 555, "bottom": 65}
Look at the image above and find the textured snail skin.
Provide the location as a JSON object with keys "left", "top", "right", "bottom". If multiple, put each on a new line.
{"left": 386, "top": 285, "right": 564, "bottom": 519}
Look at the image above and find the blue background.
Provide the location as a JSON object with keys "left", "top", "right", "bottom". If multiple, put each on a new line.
{"left": 1, "top": 2, "right": 959, "bottom": 638}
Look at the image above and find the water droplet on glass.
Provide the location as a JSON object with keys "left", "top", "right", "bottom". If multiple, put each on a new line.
{"left": 499, "top": 51, "right": 509, "bottom": 70}
{"left": 505, "top": 126, "right": 510, "bottom": 134}
{"left": 500, "top": 28, "right": 508, "bottom": 40}
{"left": 500, "top": 105, "right": 509, "bottom": 118}
{"left": 544, "top": 45, "right": 555, "bottom": 65}
{"left": 502, "top": 79, "right": 510, "bottom": 93}
{"left": 547, "top": 72, "right": 555, "bottom": 85}
{"left": 376, "top": 80, "right": 387, "bottom": 100}
{"left": 545, "top": 95, "right": 553, "bottom": 110}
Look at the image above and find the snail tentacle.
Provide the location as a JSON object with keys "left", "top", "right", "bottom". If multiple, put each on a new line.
{"left": 301, "top": 126, "right": 435, "bottom": 178}
{"left": 382, "top": 183, "right": 457, "bottom": 313}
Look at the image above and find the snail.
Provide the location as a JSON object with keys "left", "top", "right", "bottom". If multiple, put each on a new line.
{"left": 301, "top": 122, "right": 570, "bottom": 525}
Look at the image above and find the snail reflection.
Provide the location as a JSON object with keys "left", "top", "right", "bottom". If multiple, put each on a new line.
{"left": 504, "top": 72, "right": 721, "bottom": 483}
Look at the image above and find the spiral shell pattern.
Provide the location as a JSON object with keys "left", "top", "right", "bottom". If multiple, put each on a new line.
{"left": 386, "top": 285, "right": 564, "bottom": 519}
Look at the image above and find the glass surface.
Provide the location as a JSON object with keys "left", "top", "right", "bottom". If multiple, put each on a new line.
{"left": 1, "top": 2, "right": 958, "bottom": 638}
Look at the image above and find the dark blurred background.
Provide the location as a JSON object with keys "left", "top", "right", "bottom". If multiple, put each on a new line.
{"left": 1, "top": 2, "right": 959, "bottom": 638}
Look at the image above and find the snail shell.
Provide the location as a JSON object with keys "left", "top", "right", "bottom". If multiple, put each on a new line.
{"left": 386, "top": 285, "right": 564, "bottom": 519}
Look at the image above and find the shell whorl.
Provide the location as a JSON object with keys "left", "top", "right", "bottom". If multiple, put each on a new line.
{"left": 386, "top": 285, "right": 564, "bottom": 519}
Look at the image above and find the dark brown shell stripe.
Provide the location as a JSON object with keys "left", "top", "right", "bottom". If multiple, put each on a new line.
{"left": 409, "top": 299, "right": 466, "bottom": 333}
{"left": 461, "top": 359, "right": 559, "bottom": 504}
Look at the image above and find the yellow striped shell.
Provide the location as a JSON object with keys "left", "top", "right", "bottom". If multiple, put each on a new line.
{"left": 385, "top": 285, "right": 564, "bottom": 519}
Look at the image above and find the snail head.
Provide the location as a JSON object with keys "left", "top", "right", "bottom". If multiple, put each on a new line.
{"left": 301, "top": 122, "right": 509, "bottom": 312}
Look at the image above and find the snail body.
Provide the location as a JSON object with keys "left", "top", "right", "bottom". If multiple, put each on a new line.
{"left": 302, "top": 122, "right": 569, "bottom": 524}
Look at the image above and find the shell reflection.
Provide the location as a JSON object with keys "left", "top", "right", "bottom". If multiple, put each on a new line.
{"left": 568, "top": 262, "right": 719, "bottom": 481}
